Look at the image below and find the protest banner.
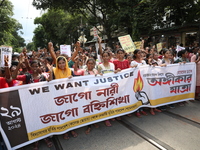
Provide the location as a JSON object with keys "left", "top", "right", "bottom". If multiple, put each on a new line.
{"left": 60, "top": 45, "right": 71, "bottom": 57}
{"left": 118, "top": 35, "right": 136, "bottom": 53}
{"left": 156, "top": 43, "right": 163, "bottom": 52}
{"left": 0, "top": 63, "right": 196, "bottom": 149}
{"left": 133, "top": 41, "right": 142, "bottom": 50}
{"left": 0, "top": 46, "right": 12, "bottom": 67}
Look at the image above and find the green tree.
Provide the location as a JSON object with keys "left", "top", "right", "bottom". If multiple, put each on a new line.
{"left": 32, "top": 0, "right": 128, "bottom": 46}
{"left": 26, "top": 42, "right": 35, "bottom": 51}
{"left": 32, "top": 0, "right": 200, "bottom": 45}
{"left": 0, "top": 0, "right": 25, "bottom": 51}
{"left": 34, "top": 9, "right": 91, "bottom": 46}
{"left": 33, "top": 25, "right": 47, "bottom": 49}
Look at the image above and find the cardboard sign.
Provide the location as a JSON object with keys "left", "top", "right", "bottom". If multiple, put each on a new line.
{"left": 60, "top": 45, "right": 71, "bottom": 57}
{"left": 133, "top": 41, "right": 142, "bottom": 50}
{"left": 156, "top": 43, "right": 163, "bottom": 52}
{"left": 0, "top": 46, "right": 12, "bottom": 67}
{"left": 118, "top": 35, "right": 136, "bottom": 52}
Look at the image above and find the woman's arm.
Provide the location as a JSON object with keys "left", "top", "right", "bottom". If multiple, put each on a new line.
{"left": 23, "top": 48, "right": 31, "bottom": 71}
{"left": 4, "top": 55, "right": 11, "bottom": 80}
{"left": 97, "top": 35, "right": 103, "bottom": 56}
{"left": 46, "top": 64, "right": 53, "bottom": 81}
{"left": 12, "top": 54, "right": 23, "bottom": 79}
{"left": 74, "top": 56, "right": 79, "bottom": 71}
{"left": 48, "top": 42, "right": 57, "bottom": 65}
{"left": 71, "top": 41, "right": 82, "bottom": 62}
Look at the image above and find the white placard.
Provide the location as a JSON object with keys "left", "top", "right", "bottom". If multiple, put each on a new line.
{"left": 0, "top": 46, "right": 12, "bottom": 67}
{"left": 60, "top": 45, "right": 71, "bottom": 57}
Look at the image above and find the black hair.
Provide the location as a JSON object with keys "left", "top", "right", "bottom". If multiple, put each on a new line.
{"left": 115, "top": 42, "right": 120, "bottom": 46}
{"left": 152, "top": 52, "right": 158, "bottom": 57}
{"left": 11, "top": 61, "right": 19, "bottom": 66}
{"left": 133, "top": 49, "right": 141, "bottom": 59}
{"left": 0, "top": 68, "right": 5, "bottom": 74}
{"left": 125, "top": 54, "right": 132, "bottom": 59}
{"left": 146, "top": 53, "right": 152, "bottom": 59}
{"left": 162, "top": 48, "right": 170, "bottom": 55}
{"left": 30, "top": 60, "right": 40, "bottom": 66}
{"left": 45, "top": 57, "right": 53, "bottom": 65}
{"left": 116, "top": 48, "right": 125, "bottom": 54}
{"left": 86, "top": 58, "right": 96, "bottom": 65}
{"left": 57, "top": 56, "right": 66, "bottom": 63}
{"left": 177, "top": 50, "right": 187, "bottom": 57}
{"left": 90, "top": 52, "right": 97, "bottom": 60}
{"left": 102, "top": 51, "right": 110, "bottom": 57}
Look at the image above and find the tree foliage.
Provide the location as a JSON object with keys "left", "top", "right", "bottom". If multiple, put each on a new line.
{"left": 34, "top": 9, "right": 91, "bottom": 47}
{"left": 0, "top": 0, "right": 25, "bottom": 51}
{"left": 32, "top": 0, "right": 200, "bottom": 45}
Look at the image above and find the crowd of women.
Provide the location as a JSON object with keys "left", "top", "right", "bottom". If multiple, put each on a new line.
{"left": 0, "top": 37, "right": 200, "bottom": 150}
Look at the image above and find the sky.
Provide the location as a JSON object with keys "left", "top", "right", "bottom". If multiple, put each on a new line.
{"left": 10, "top": 0, "right": 42, "bottom": 44}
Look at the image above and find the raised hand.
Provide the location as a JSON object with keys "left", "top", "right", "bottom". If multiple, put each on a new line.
{"left": 48, "top": 42, "right": 54, "bottom": 51}
{"left": 97, "top": 35, "right": 102, "bottom": 43}
{"left": 4, "top": 55, "right": 9, "bottom": 66}
{"left": 18, "top": 53, "right": 24, "bottom": 64}
{"left": 46, "top": 63, "right": 53, "bottom": 72}
{"left": 22, "top": 48, "right": 28, "bottom": 58}
{"left": 44, "top": 48, "right": 47, "bottom": 53}
{"left": 75, "top": 41, "right": 81, "bottom": 48}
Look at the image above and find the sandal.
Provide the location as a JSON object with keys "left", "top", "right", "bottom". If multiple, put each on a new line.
{"left": 63, "top": 133, "right": 70, "bottom": 140}
{"left": 71, "top": 131, "right": 78, "bottom": 138}
{"left": 85, "top": 127, "right": 91, "bottom": 134}
{"left": 105, "top": 120, "right": 112, "bottom": 127}
{"left": 135, "top": 112, "right": 141, "bottom": 117}
{"left": 154, "top": 108, "right": 161, "bottom": 112}
{"left": 150, "top": 110, "right": 155, "bottom": 115}
{"left": 44, "top": 138, "right": 53, "bottom": 148}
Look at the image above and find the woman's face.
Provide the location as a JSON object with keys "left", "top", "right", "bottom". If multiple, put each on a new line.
{"left": 58, "top": 59, "right": 66, "bottom": 70}
{"left": 148, "top": 55, "right": 153, "bottom": 60}
{"left": 153, "top": 53, "right": 158, "bottom": 60}
{"left": 135, "top": 51, "right": 142, "bottom": 59}
{"left": 164, "top": 51, "right": 170, "bottom": 59}
{"left": 182, "top": 51, "right": 188, "bottom": 58}
{"left": 102, "top": 53, "right": 110, "bottom": 62}
{"left": 87, "top": 60, "right": 95, "bottom": 70}
{"left": 127, "top": 56, "right": 132, "bottom": 62}
{"left": 10, "top": 65, "right": 17, "bottom": 72}
{"left": 31, "top": 63, "right": 39, "bottom": 73}
{"left": 117, "top": 51, "right": 124, "bottom": 59}
{"left": 169, "top": 53, "right": 173, "bottom": 59}
{"left": 21, "top": 62, "right": 26, "bottom": 69}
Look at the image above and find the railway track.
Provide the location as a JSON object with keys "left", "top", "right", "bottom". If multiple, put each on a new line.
{"left": 22, "top": 102, "right": 200, "bottom": 150}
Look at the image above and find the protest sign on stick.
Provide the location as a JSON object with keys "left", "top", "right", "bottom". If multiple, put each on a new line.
{"left": 0, "top": 46, "right": 12, "bottom": 67}
{"left": 60, "top": 45, "right": 71, "bottom": 57}
{"left": 118, "top": 35, "right": 136, "bottom": 53}
{"left": 133, "top": 41, "right": 142, "bottom": 50}
{"left": 156, "top": 43, "right": 163, "bottom": 52}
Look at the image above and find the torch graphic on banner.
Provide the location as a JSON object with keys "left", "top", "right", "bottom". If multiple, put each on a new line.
{"left": 133, "top": 71, "right": 150, "bottom": 105}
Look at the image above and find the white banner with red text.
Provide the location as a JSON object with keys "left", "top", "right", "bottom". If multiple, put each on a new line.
{"left": 0, "top": 63, "right": 196, "bottom": 149}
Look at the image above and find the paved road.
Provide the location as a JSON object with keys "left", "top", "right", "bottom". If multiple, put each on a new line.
{"left": 22, "top": 101, "right": 200, "bottom": 150}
